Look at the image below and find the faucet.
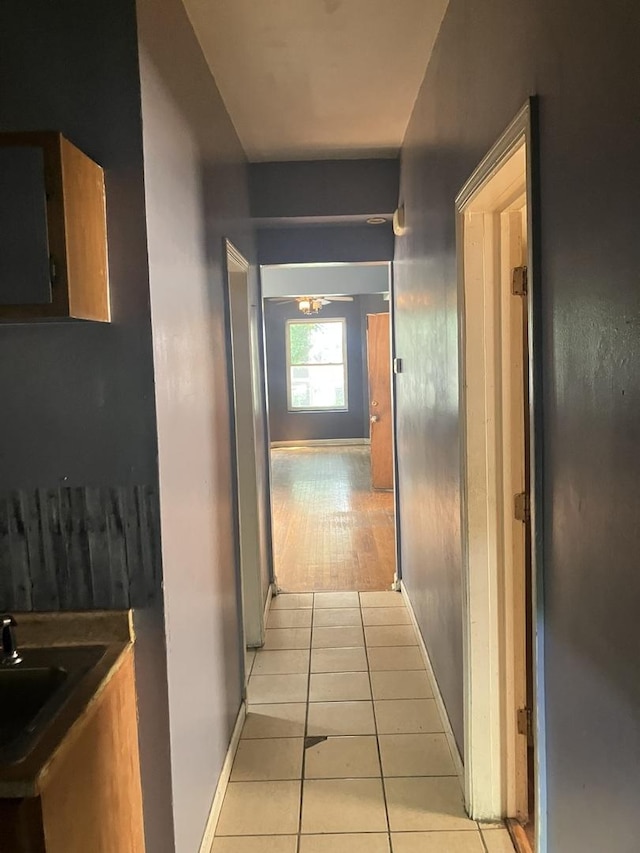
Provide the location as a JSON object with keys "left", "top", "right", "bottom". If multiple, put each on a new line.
{"left": 1, "top": 615, "right": 22, "bottom": 666}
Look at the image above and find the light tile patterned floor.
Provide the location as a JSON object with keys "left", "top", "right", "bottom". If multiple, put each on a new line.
{"left": 215, "top": 592, "right": 514, "bottom": 853}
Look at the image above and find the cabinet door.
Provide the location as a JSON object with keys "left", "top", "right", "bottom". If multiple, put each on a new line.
{"left": 0, "top": 147, "right": 52, "bottom": 305}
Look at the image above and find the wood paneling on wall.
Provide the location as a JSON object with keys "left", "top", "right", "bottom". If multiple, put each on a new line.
{"left": 0, "top": 485, "right": 160, "bottom": 611}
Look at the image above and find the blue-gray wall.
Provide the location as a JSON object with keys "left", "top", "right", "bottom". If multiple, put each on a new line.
{"left": 0, "top": 2, "right": 174, "bottom": 849}
{"left": 265, "top": 295, "right": 387, "bottom": 442}
{"left": 0, "top": 1, "right": 157, "bottom": 491}
{"left": 395, "top": 1, "right": 640, "bottom": 851}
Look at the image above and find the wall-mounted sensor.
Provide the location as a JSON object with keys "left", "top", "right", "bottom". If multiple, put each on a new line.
{"left": 393, "top": 205, "right": 406, "bottom": 237}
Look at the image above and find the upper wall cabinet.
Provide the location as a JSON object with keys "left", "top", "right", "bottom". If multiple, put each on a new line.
{"left": 0, "top": 131, "right": 110, "bottom": 322}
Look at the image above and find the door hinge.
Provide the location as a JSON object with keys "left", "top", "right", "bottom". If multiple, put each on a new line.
{"left": 512, "top": 265, "right": 528, "bottom": 296}
{"left": 517, "top": 706, "right": 534, "bottom": 746}
{"left": 514, "top": 491, "right": 530, "bottom": 523}
{"left": 49, "top": 255, "right": 57, "bottom": 286}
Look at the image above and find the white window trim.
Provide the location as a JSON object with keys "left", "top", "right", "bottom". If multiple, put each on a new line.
{"left": 286, "top": 317, "right": 349, "bottom": 412}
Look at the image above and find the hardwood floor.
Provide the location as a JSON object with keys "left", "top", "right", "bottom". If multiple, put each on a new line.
{"left": 270, "top": 445, "right": 396, "bottom": 592}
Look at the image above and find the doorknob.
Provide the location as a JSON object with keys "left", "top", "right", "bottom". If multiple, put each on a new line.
{"left": 370, "top": 415, "right": 380, "bottom": 423}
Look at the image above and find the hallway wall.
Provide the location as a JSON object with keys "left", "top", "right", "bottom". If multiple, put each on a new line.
{"left": 137, "top": 0, "right": 264, "bottom": 850}
{"left": 0, "top": 1, "right": 157, "bottom": 493}
{"left": 396, "top": 1, "right": 640, "bottom": 851}
{"left": 0, "top": 3, "right": 174, "bottom": 849}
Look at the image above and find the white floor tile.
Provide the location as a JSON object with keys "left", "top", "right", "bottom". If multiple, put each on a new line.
{"left": 367, "top": 646, "right": 425, "bottom": 671}
{"left": 385, "top": 776, "right": 475, "bottom": 831}
{"left": 242, "top": 704, "right": 307, "bottom": 739}
{"left": 365, "top": 625, "right": 418, "bottom": 647}
{"left": 481, "top": 827, "right": 517, "bottom": 853}
{"left": 307, "top": 701, "right": 376, "bottom": 736}
{"left": 391, "top": 831, "right": 485, "bottom": 853}
{"left": 247, "top": 673, "right": 308, "bottom": 705}
{"left": 268, "top": 609, "right": 313, "bottom": 629}
{"left": 312, "top": 626, "right": 364, "bottom": 648}
{"left": 370, "top": 670, "right": 433, "bottom": 700}
{"left": 300, "top": 835, "right": 389, "bottom": 853}
{"left": 231, "top": 738, "right": 304, "bottom": 781}
{"left": 252, "top": 649, "right": 310, "bottom": 676}
{"left": 314, "top": 592, "right": 360, "bottom": 608}
{"left": 304, "top": 735, "right": 380, "bottom": 778}
{"left": 313, "top": 608, "right": 362, "bottom": 627}
{"left": 212, "top": 837, "right": 298, "bottom": 853}
{"left": 301, "top": 778, "right": 387, "bottom": 833}
{"left": 379, "top": 733, "right": 456, "bottom": 777}
{"left": 216, "top": 781, "right": 301, "bottom": 836}
{"left": 271, "top": 593, "right": 314, "bottom": 610}
{"left": 264, "top": 628, "right": 312, "bottom": 650}
{"left": 359, "top": 591, "right": 405, "bottom": 607}
{"left": 309, "top": 671, "right": 371, "bottom": 702}
{"left": 362, "top": 607, "right": 411, "bottom": 625}
{"left": 310, "top": 647, "right": 368, "bottom": 672}
{"left": 374, "top": 699, "right": 444, "bottom": 734}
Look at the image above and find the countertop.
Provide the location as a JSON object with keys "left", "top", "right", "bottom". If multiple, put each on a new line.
{"left": 0, "top": 610, "right": 134, "bottom": 798}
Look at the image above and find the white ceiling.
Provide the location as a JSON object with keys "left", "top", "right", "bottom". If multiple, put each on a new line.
{"left": 182, "top": 0, "right": 449, "bottom": 162}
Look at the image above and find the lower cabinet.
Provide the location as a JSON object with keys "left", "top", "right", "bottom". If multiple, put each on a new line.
{"left": 0, "top": 649, "right": 145, "bottom": 853}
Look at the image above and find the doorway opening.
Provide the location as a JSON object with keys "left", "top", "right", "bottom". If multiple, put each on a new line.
{"left": 456, "top": 102, "right": 542, "bottom": 851}
{"left": 261, "top": 261, "right": 398, "bottom": 593}
{"left": 224, "top": 240, "right": 269, "bottom": 657}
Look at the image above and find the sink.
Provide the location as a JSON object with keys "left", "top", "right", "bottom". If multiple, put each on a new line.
{"left": 0, "top": 666, "right": 68, "bottom": 750}
{"left": 0, "top": 645, "right": 106, "bottom": 764}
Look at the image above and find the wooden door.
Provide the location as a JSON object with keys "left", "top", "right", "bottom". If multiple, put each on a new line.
{"left": 366, "top": 313, "right": 393, "bottom": 490}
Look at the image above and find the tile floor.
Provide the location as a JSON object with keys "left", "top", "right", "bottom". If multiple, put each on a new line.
{"left": 216, "top": 591, "right": 514, "bottom": 853}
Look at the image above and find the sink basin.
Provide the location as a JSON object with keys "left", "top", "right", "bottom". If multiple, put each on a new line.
{"left": 0, "top": 666, "right": 68, "bottom": 750}
{"left": 0, "top": 645, "right": 106, "bottom": 764}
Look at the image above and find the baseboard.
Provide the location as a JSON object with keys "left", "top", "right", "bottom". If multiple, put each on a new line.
{"left": 198, "top": 702, "right": 247, "bottom": 853}
{"left": 270, "top": 438, "right": 370, "bottom": 448}
{"left": 263, "top": 582, "right": 274, "bottom": 624}
{"left": 400, "top": 581, "right": 465, "bottom": 782}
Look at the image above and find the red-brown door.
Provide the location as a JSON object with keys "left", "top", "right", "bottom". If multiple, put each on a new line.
{"left": 366, "top": 313, "right": 393, "bottom": 490}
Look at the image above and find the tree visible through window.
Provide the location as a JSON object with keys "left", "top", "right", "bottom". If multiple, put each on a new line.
{"left": 287, "top": 318, "right": 348, "bottom": 410}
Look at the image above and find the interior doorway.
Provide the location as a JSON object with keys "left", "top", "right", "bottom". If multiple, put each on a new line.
{"left": 224, "top": 239, "right": 268, "bottom": 650}
{"left": 261, "top": 262, "right": 397, "bottom": 593}
{"left": 456, "top": 102, "right": 541, "bottom": 852}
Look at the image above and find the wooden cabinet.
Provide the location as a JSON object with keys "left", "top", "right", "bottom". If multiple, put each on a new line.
{"left": 0, "top": 649, "right": 145, "bottom": 853}
{"left": 0, "top": 132, "right": 110, "bottom": 322}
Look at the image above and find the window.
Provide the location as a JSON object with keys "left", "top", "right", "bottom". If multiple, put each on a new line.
{"left": 286, "top": 318, "right": 348, "bottom": 411}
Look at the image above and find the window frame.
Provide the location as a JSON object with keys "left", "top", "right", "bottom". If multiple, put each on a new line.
{"left": 285, "top": 316, "right": 349, "bottom": 413}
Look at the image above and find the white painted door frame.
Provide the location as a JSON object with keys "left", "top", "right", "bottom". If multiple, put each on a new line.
{"left": 456, "top": 100, "right": 546, "bottom": 848}
{"left": 225, "top": 239, "right": 266, "bottom": 651}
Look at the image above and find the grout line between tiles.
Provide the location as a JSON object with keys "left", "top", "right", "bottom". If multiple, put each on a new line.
{"left": 363, "top": 598, "right": 392, "bottom": 838}
{"left": 296, "top": 602, "right": 314, "bottom": 848}
{"left": 479, "top": 825, "right": 491, "bottom": 853}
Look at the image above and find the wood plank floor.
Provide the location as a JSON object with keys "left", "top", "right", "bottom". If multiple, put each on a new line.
{"left": 270, "top": 445, "right": 396, "bottom": 592}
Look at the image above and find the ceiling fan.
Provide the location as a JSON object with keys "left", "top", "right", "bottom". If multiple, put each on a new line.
{"left": 270, "top": 295, "right": 354, "bottom": 315}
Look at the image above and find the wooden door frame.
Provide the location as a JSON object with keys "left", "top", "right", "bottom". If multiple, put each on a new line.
{"left": 455, "top": 99, "right": 546, "bottom": 850}
{"left": 223, "top": 239, "right": 267, "bottom": 665}
{"left": 387, "top": 263, "right": 403, "bottom": 589}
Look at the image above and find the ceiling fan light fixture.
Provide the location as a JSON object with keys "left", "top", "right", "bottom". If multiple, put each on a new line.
{"left": 297, "top": 297, "right": 323, "bottom": 315}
